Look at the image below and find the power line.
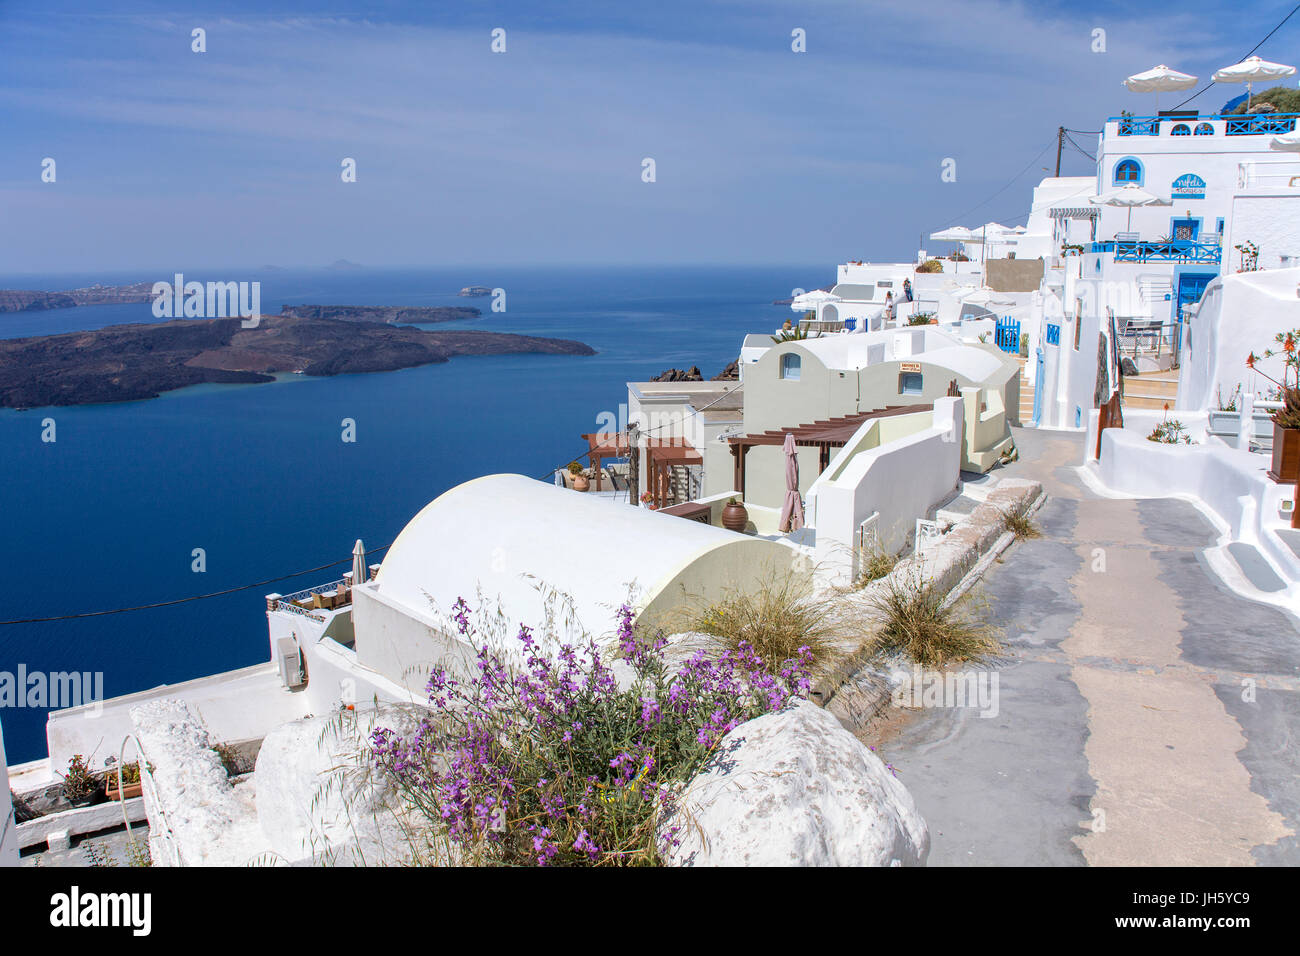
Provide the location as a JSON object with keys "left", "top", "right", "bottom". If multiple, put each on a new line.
{"left": 1170, "top": 2, "right": 1300, "bottom": 110}
{"left": 0, "top": 545, "right": 392, "bottom": 626}
{"left": 930, "top": 135, "right": 1058, "bottom": 234}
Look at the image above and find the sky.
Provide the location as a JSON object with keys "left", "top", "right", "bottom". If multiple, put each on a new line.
{"left": 1, "top": 0, "right": 1298, "bottom": 273}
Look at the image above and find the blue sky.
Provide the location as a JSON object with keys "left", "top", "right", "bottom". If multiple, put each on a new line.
{"left": 1, "top": 0, "right": 1297, "bottom": 272}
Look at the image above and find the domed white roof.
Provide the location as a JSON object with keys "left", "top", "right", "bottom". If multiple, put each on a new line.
{"left": 373, "top": 474, "right": 780, "bottom": 647}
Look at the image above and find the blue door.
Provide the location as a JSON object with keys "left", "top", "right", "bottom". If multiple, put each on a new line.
{"left": 1176, "top": 272, "right": 1214, "bottom": 320}
{"left": 995, "top": 316, "right": 1021, "bottom": 354}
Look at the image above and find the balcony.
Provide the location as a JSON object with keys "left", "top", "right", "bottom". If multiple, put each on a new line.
{"left": 1111, "top": 112, "right": 1300, "bottom": 137}
{"left": 1090, "top": 239, "right": 1222, "bottom": 264}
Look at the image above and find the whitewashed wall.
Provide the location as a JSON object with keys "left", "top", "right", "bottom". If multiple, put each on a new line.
{"left": 1, "top": 720, "right": 18, "bottom": 866}
{"left": 806, "top": 399, "right": 963, "bottom": 584}
{"left": 1178, "top": 267, "right": 1300, "bottom": 411}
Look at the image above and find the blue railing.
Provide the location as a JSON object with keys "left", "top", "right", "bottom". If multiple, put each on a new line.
{"left": 1112, "top": 113, "right": 1300, "bottom": 137}
{"left": 1089, "top": 240, "right": 1222, "bottom": 264}
{"left": 1045, "top": 323, "right": 1060, "bottom": 346}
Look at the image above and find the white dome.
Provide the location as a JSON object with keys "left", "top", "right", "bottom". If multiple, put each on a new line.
{"left": 372, "top": 474, "right": 795, "bottom": 648}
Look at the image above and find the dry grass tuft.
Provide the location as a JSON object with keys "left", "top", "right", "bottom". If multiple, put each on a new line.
{"left": 866, "top": 572, "right": 999, "bottom": 667}
{"left": 1001, "top": 503, "right": 1041, "bottom": 541}
{"left": 677, "top": 570, "right": 840, "bottom": 671}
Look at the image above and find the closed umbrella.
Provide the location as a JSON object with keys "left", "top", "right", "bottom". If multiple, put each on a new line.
{"left": 1123, "top": 64, "right": 1198, "bottom": 112}
{"left": 352, "top": 539, "right": 368, "bottom": 587}
{"left": 1213, "top": 56, "right": 1296, "bottom": 110}
{"left": 777, "top": 433, "right": 804, "bottom": 533}
{"left": 1089, "top": 183, "right": 1172, "bottom": 233}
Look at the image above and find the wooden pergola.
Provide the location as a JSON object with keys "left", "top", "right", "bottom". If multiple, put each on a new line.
{"left": 579, "top": 432, "right": 702, "bottom": 509}
{"left": 727, "top": 404, "right": 932, "bottom": 497}
{"left": 580, "top": 432, "right": 630, "bottom": 491}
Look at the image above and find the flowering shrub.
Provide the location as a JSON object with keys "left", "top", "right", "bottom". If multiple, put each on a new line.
{"left": 369, "top": 597, "right": 811, "bottom": 866}
{"left": 1247, "top": 332, "right": 1300, "bottom": 429}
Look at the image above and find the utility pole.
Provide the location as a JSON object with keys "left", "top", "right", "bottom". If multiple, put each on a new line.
{"left": 1055, "top": 126, "right": 1065, "bottom": 177}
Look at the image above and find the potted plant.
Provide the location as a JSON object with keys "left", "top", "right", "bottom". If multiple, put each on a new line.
{"left": 721, "top": 497, "right": 749, "bottom": 532}
{"left": 60, "top": 754, "right": 98, "bottom": 807}
{"left": 1247, "top": 334, "right": 1300, "bottom": 482}
{"left": 567, "top": 461, "right": 589, "bottom": 492}
{"left": 106, "top": 759, "right": 143, "bottom": 801}
{"left": 639, "top": 491, "right": 657, "bottom": 511}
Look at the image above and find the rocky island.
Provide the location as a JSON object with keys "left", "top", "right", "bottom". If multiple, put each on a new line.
{"left": 0, "top": 315, "right": 594, "bottom": 408}
{"left": 0, "top": 281, "right": 156, "bottom": 313}
{"left": 280, "top": 304, "right": 480, "bottom": 324}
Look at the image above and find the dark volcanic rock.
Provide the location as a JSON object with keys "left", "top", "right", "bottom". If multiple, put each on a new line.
{"left": 712, "top": 359, "right": 740, "bottom": 381}
{"left": 280, "top": 304, "right": 480, "bottom": 325}
{"left": 0, "top": 315, "right": 594, "bottom": 409}
{"left": 0, "top": 291, "right": 79, "bottom": 312}
{"left": 651, "top": 366, "right": 703, "bottom": 383}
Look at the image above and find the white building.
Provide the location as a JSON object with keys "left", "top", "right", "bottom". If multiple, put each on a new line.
{"left": 1, "top": 721, "right": 17, "bottom": 866}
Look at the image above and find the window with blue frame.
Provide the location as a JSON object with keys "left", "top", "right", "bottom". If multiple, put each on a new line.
{"left": 1113, "top": 158, "right": 1142, "bottom": 185}
{"left": 1170, "top": 123, "right": 1191, "bottom": 136}
{"left": 780, "top": 352, "right": 801, "bottom": 380}
{"left": 899, "top": 372, "right": 923, "bottom": 395}
{"left": 1194, "top": 122, "right": 1214, "bottom": 135}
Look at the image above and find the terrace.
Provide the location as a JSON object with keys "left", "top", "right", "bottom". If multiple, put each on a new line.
{"left": 1089, "top": 238, "right": 1222, "bottom": 264}
{"left": 1110, "top": 112, "right": 1300, "bottom": 137}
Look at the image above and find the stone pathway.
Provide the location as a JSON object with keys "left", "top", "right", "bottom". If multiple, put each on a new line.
{"left": 875, "top": 428, "right": 1300, "bottom": 866}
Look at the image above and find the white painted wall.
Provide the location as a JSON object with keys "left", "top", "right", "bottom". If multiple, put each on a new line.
{"left": 1088, "top": 409, "right": 1300, "bottom": 600}
{"left": 806, "top": 398, "right": 963, "bottom": 584}
{"left": 1178, "top": 267, "right": 1300, "bottom": 411}
{"left": 1, "top": 720, "right": 18, "bottom": 866}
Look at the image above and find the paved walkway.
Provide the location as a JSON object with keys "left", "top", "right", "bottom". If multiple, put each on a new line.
{"left": 876, "top": 428, "right": 1300, "bottom": 866}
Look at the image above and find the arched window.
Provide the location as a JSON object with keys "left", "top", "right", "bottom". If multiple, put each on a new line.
{"left": 1113, "top": 158, "right": 1143, "bottom": 185}
{"left": 780, "top": 353, "right": 801, "bottom": 381}
{"left": 1170, "top": 123, "right": 1191, "bottom": 136}
{"left": 1194, "top": 122, "right": 1214, "bottom": 135}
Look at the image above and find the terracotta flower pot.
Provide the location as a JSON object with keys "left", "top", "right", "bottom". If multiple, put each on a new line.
{"left": 107, "top": 779, "right": 143, "bottom": 802}
{"left": 1268, "top": 423, "right": 1300, "bottom": 483}
{"left": 721, "top": 501, "right": 749, "bottom": 532}
{"left": 573, "top": 473, "right": 590, "bottom": 492}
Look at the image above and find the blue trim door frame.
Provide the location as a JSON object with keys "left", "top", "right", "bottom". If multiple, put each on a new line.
{"left": 1032, "top": 346, "right": 1044, "bottom": 425}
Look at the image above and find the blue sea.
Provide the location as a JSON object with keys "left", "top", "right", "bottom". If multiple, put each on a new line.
{"left": 0, "top": 265, "right": 821, "bottom": 762}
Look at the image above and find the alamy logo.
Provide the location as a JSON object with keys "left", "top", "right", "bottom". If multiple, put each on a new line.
{"left": 151, "top": 273, "right": 261, "bottom": 327}
{"left": 0, "top": 665, "right": 104, "bottom": 714}
{"left": 891, "top": 665, "right": 999, "bottom": 718}
{"left": 50, "top": 887, "right": 151, "bottom": 936}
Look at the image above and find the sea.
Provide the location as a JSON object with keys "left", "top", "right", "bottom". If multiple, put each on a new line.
{"left": 0, "top": 265, "right": 823, "bottom": 762}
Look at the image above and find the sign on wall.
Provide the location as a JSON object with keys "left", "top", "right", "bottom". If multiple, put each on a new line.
{"left": 1171, "top": 173, "right": 1206, "bottom": 199}
{"left": 900, "top": 362, "right": 921, "bottom": 373}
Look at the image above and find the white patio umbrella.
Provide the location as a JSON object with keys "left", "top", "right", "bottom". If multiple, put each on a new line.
{"left": 1269, "top": 128, "right": 1300, "bottom": 151}
{"left": 352, "top": 538, "right": 368, "bottom": 586}
{"left": 790, "top": 289, "right": 840, "bottom": 313}
{"left": 930, "top": 226, "right": 974, "bottom": 242}
{"left": 1089, "top": 184, "right": 1172, "bottom": 233}
{"left": 777, "top": 433, "right": 804, "bottom": 533}
{"left": 1123, "top": 64, "right": 1198, "bottom": 112}
{"left": 1213, "top": 56, "right": 1296, "bottom": 110}
{"left": 930, "top": 226, "right": 974, "bottom": 261}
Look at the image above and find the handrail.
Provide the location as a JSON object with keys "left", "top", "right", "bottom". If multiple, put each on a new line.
{"left": 1111, "top": 113, "right": 1300, "bottom": 137}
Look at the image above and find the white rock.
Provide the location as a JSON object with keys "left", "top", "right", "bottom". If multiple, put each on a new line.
{"left": 253, "top": 704, "right": 433, "bottom": 866}
{"left": 662, "top": 699, "right": 929, "bottom": 866}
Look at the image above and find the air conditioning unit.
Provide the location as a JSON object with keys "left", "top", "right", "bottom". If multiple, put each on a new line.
{"left": 276, "top": 637, "right": 306, "bottom": 689}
